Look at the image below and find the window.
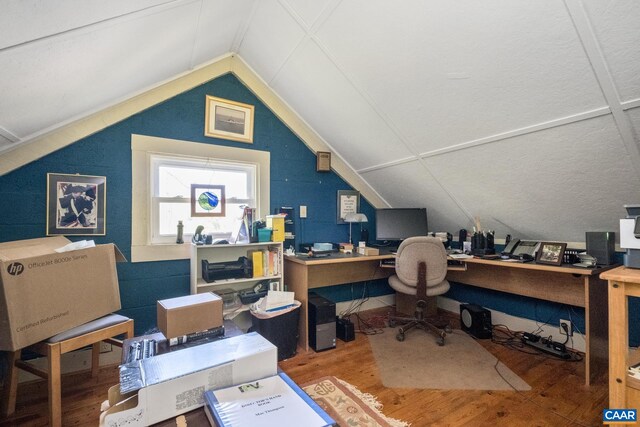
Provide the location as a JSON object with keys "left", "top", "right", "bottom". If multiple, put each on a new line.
{"left": 150, "top": 155, "right": 256, "bottom": 243}
{"left": 132, "top": 134, "right": 270, "bottom": 262}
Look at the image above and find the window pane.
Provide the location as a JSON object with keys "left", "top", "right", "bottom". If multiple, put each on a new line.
{"left": 152, "top": 155, "right": 256, "bottom": 243}
{"left": 158, "top": 202, "right": 249, "bottom": 237}
{"left": 157, "top": 166, "right": 250, "bottom": 199}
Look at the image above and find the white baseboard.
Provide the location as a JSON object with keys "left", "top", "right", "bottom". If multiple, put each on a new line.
{"left": 335, "top": 294, "right": 395, "bottom": 317}
{"left": 437, "top": 296, "right": 586, "bottom": 353}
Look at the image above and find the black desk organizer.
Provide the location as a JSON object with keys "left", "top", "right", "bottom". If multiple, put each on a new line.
{"left": 201, "top": 257, "right": 251, "bottom": 282}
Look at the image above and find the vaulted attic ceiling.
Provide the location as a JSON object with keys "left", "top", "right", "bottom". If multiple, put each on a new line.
{"left": 1, "top": 0, "right": 639, "bottom": 244}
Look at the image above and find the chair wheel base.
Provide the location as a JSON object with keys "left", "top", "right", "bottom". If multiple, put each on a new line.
{"left": 396, "top": 332, "right": 405, "bottom": 341}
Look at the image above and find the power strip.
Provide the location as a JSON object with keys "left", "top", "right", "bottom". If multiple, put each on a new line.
{"left": 522, "top": 337, "right": 571, "bottom": 359}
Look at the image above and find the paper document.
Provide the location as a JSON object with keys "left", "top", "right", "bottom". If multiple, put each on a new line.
{"left": 204, "top": 373, "right": 335, "bottom": 427}
{"left": 449, "top": 253, "right": 473, "bottom": 259}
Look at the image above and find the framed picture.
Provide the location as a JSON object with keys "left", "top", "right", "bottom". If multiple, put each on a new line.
{"left": 536, "top": 242, "right": 567, "bottom": 266}
{"left": 337, "top": 190, "right": 360, "bottom": 224}
{"left": 205, "top": 95, "right": 254, "bottom": 143}
{"left": 316, "top": 151, "right": 331, "bottom": 172}
{"left": 46, "top": 173, "right": 106, "bottom": 236}
{"left": 191, "top": 184, "right": 225, "bottom": 217}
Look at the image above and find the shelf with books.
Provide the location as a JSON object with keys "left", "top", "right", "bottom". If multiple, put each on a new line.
{"left": 190, "top": 242, "right": 284, "bottom": 296}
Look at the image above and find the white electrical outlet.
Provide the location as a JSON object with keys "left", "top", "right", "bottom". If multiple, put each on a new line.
{"left": 100, "top": 342, "right": 113, "bottom": 353}
{"left": 559, "top": 319, "right": 573, "bottom": 336}
{"left": 300, "top": 205, "right": 307, "bottom": 218}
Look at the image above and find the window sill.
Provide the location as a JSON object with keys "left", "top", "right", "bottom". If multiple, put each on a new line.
{"left": 131, "top": 243, "right": 190, "bottom": 263}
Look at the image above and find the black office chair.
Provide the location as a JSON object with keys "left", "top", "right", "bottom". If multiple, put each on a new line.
{"left": 387, "top": 236, "right": 451, "bottom": 345}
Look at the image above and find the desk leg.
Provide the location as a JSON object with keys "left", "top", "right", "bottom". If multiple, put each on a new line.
{"left": 608, "top": 280, "right": 628, "bottom": 408}
{"left": 586, "top": 275, "right": 609, "bottom": 386}
{"left": 285, "top": 261, "right": 309, "bottom": 352}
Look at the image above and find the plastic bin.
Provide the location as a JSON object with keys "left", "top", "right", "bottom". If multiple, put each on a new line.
{"left": 250, "top": 303, "right": 300, "bottom": 361}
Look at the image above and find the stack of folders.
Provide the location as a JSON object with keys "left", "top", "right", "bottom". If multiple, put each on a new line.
{"left": 629, "top": 362, "right": 640, "bottom": 380}
{"left": 203, "top": 372, "right": 335, "bottom": 427}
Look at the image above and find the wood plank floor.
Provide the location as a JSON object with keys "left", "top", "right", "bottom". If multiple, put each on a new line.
{"left": 0, "top": 308, "right": 608, "bottom": 426}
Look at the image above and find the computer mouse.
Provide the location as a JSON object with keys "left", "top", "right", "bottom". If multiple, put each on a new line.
{"left": 213, "top": 239, "right": 229, "bottom": 244}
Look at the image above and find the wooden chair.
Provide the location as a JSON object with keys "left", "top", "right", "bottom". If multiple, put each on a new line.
{"left": 1, "top": 314, "right": 133, "bottom": 427}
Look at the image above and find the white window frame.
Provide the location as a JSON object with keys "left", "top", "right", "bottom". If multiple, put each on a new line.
{"left": 131, "top": 134, "right": 270, "bottom": 262}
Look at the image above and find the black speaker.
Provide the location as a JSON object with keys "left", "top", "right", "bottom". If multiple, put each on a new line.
{"left": 460, "top": 304, "right": 492, "bottom": 339}
{"left": 586, "top": 231, "right": 615, "bottom": 265}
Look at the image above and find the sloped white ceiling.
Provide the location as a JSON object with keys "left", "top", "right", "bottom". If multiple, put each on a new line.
{"left": 1, "top": 0, "right": 639, "bottom": 244}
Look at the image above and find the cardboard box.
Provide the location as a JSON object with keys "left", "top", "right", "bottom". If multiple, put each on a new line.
{"left": 266, "top": 214, "right": 286, "bottom": 242}
{"left": 357, "top": 246, "right": 380, "bottom": 256}
{"left": 0, "top": 236, "right": 124, "bottom": 351}
{"left": 157, "top": 293, "right": 223, "bottom": 340}
{"left": 100, "top": 332, "right": 278, "bottom": 426}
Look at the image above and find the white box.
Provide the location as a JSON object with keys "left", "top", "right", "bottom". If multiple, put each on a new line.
{"left": 620, "top": 219, "right": 640, "bottom": 249}
{"left": 100, "top": 332, "right": 277, "bottom": 426}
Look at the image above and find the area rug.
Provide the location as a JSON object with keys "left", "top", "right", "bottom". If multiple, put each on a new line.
{"left": 302, "top": 376, "right": 410, "bottom": 427}
{"left": 368, "top": 329, "right": 530, "bottom": 391}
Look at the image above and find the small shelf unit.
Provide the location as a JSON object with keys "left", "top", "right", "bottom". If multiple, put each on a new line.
{"left": 190, "top": 242, "right": 284, "bottom": 317}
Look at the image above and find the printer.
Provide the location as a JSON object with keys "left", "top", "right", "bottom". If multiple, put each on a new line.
{"left": 620, "top": 204, "right": 640, "bottom": 268}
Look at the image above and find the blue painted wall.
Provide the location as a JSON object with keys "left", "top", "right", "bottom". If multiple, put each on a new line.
{"left": 0, "top": 73, "right": 384, "bottom": 335}
{"left": 0, "top": 72, "right": 636, "bottom": 346}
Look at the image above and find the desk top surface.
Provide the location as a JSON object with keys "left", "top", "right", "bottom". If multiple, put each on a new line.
{"left": 459, "top": 256, "right": 617, "bottom": 276}
{"left": 285, "top": 251, "right": 395, "bottom": 265}
{"left": 600, "top": 265, "right": 640, "bottom": 282}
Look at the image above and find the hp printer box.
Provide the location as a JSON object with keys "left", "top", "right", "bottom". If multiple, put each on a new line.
{"left": 100, "top": 332, "right": 278, "bottom": 426}
{"left": 0, "top": 236, "right": 124, "bottom": 351}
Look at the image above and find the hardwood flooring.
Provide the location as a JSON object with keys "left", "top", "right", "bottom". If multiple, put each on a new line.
{"left": 0, "top": 308, "right": 608, "bottom": 426}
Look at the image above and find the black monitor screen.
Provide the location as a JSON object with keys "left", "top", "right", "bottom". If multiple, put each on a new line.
{"left": 375, "top": 208, "right": 428, "bottom": 241}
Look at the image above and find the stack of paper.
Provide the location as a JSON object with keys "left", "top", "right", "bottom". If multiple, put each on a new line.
{"left": 629, "top": 362, "right": 640, "bottom": 380}
{"left": 254, "top": 290, "right": 295, "bottom": 313}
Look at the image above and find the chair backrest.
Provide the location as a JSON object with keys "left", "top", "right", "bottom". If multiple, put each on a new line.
{"left": 395, "top": 236, "right": 448, "bottom": 288}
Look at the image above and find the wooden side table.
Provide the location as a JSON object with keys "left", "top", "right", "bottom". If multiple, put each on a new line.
{"left": 600, "top": 266, "right": 640, "bottom": 423}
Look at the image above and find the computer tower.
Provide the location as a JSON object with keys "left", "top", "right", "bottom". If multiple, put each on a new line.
{"left": 308, "top": 294, "right": 336, "bottom": 351}
{"left": 460, "top": 303, "right": 492, "bottom": 339}
{"left": 586, "top": 231, "right": 615, "bottom": 265}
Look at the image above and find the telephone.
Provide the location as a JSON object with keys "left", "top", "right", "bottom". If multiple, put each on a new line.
{"left": 512, "top": 241, "right": 540, "bottom": 259}
{"left": 501, "top": 238, "right": 520, "bottom": 255}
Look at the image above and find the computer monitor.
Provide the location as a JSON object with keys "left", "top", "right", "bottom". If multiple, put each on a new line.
{"left": 375, "top": 208, "right": 428, "bottom": 241}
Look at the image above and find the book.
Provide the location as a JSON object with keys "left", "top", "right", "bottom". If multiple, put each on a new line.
{"left": 203, "top": 372, "right": 335, "bottom": 427}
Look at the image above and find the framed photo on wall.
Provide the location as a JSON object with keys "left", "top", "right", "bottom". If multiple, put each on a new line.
{"left": 191, "top": 184, "right": 226, "bottom": 217}
{"left": 205, "top": 95, "right": 254, "bottom": 143}
{"left": 337, "top": 190, "right": 360, "bottom": 224}
{"left": 536, "top": 242, "right": 567, "bottom": 266}
{"left": 46, "top": 173, "right": 106, "bottom": 236}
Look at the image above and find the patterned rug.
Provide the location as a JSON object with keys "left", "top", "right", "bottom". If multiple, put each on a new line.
{"left": 302, "top": 376, "right": 410, "bottom": 427}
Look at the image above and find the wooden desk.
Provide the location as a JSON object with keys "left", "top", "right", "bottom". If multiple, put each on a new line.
{"left": 600, "top": 266, "right": 640, "bottom": 419}
{"left": 284, "top": 252, "right": 395, "bottom": 351}
{"left": 448, "top": 257, "right": 616, "bottom": 386}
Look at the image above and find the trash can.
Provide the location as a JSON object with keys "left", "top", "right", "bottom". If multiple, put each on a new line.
{"left": 250, "top": 301, "right": 300, "bottom": 361}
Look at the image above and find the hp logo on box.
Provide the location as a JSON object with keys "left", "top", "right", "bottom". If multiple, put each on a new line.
{"left": 7, "top": 262, "right": 24, "bottom": 276}
{"left": 603, "top": 409, "right": 637, "bottom": 423}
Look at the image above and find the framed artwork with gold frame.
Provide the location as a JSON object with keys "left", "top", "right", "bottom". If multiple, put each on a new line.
{"left": 205, "top": 95, "right": 254, "bottom": 143}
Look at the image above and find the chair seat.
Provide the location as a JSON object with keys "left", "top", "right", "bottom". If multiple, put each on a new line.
{"left": 47, "top": 314, "right": 130, "bottom": 342}
{"left": 389, "top": 274, "right": 450, "bottom": 296}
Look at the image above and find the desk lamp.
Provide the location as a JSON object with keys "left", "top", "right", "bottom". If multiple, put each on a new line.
{"left": 344, "top": 213, "right": 368, "bottom": 245}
